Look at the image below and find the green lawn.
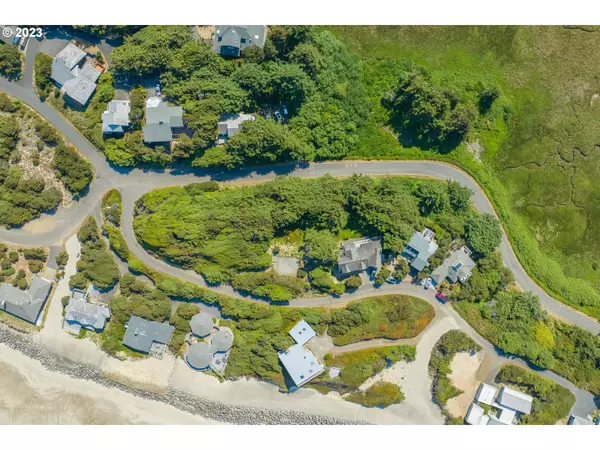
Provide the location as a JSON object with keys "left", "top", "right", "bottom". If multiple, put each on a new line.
{"left": 326, "top": 26, "right": 600, "bottom": 319}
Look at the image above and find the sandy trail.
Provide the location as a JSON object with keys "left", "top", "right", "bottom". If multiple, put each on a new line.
{"left": 0, "top": 345, "right": 219, "bottom": 425}
{"left": 445, "top": 351, "right": 485, "bottom": 419}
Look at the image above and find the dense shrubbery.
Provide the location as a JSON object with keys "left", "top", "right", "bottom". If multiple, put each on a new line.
{"left": 134, "top": 175, "right": 474, "bottom": 298}
{"left": 0, "top": 93, "right": 92, "bottom": 226}
{"left": 428, "top": 330, "right": 482, "bottom": 422}
{"left": 102, "top": 274, "right": 171, "bottom": 356}
{"left": 345, "top": 381, "right": 405, "bottom": 408}
{"left": 231, "top": 271, "right": 308, "bottom": 302}
{"left": 0, "top": 165, "right": 62, "bottom": 227}
{"left": 52, "top": 144, "right": 93, "bottom": 196}
{"left": 106, "top": 25, "right": 368, "bottom": 168}
{"left": 0, "top": 43, "right": 23, "bottom": 80}
{"left": 101, "top": 189, "right": 122, "bottom": 227}
{"left": 168, "top": 302, "right": 201, "bottom": 354}
{"left": 313, "top": 346, "right": 415, "bottom": 393}
{"left": 328, "top": 295, "right": 434, "bottom": 345}
{"left": 384, "top": 67, "right": 482, "bottom": 149}
{"left": 34, "top": 53, "right": 53, "bottom": 99}
{"left": 496, "top": 365, "right": 575, "bottom": 425}
{"left": 454, "top": 292, "right": 600, "bottom": 395}
{"left": 70, "top": 217, "right": 120, "bottom": 290}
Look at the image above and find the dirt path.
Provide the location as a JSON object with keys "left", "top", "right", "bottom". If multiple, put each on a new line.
{"left": 445, "top": 351, "right": 485, "bottom": 419}
{"left": 359, "top": 315, "right": 462, "bottom": 424}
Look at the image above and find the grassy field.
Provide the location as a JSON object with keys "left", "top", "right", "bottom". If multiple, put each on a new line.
{"left": 326, "top": 26, "right": 600, "bottom": 319}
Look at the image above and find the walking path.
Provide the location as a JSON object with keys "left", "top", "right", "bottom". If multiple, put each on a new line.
{"left": 0, "top": 40, "right": 598, "bottom": 420}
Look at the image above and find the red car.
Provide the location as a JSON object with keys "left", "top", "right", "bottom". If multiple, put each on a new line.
{"left": 435, "top": 292, "right": 449, "bottom": 303}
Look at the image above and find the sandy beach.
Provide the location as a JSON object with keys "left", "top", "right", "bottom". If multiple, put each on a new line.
{"left": 0, "top": 345, "right": 220, "bottom": 425}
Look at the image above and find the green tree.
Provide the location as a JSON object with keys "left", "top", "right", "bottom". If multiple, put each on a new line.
{"left": 416, "top": 182, "right": 450, "bottom": 215}
{"left": 447, "top": 180, "right": 472, "bottom": 214}
{"left": 55, "top": 250, "right": 69, "bottom": 268}
{"left": 465, "top": 213, "right": 502, "bottom": 255}
{"left": 34, "top": 53, "right": 53, "bottom": 98}
{"left": 304, "top": 228, "right": 338, "bottom": 264}
{"left": 344, "top": 275, "right": 362, "bottom": 290}
{"left": 375, "top": 269, "right": 392, "bottom": 285}
{"left": 0, "top": 44, "right": 23, "bottom": 80}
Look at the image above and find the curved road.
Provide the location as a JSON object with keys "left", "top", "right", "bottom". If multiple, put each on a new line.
{"left": 0, "top": 73, "right": 599, "bottom": 336}
{"left": 0, "top": 51, "right": 599, "bottom": 416}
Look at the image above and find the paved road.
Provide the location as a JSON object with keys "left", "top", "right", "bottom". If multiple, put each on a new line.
{"left": 0, "top": 47, "right": 599, "bottom": 416}
{"left": 0, "top": 72, "right": 599, "bottom": 335}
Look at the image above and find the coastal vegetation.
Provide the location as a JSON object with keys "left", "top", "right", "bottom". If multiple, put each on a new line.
{"left": 328, "top": 25, "right": 600, "bottom": 319}
{"left": 428, "top": 330, "right": 481, "bottom": 422}
{"left": 133, "top": 175, "right": 479, "bottom": 301}
{"left": 496, "top": 365, "right": 575, "bottom": 425}
{"left": 454, "top": 292, "right": 600, "bottom": 395}
{"left": 0, "top": 91, "right": 92, "bottom": 227}
{"left": 0, "top": 43, "right": 23, "bottom": 80}
{"left": 328, "top": 295, "right": 434, "bottom": 345}
{"left": 70, "top": 217, "right": 120, "bottom": 290}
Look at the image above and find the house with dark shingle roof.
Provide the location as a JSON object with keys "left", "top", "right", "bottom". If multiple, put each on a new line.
{"left": 50, "top": 43, "right": 102, "bottom": 106}
{"left": 337, "top": 237, "right": 382, "bottom": 275}
{"left": 122, "top": 316, "right": 174, "bottom": 357}
{"left": 0, "top": 276, "right": 52, "bottom": 324}
{"left": 212, "top": 25, "right": 267, "bottom": 57}
{"left": 142, "top": 98, "right": 184, "bottom": 143}
{"left": 403, "top": 228, "right": 438, "bottom": 272}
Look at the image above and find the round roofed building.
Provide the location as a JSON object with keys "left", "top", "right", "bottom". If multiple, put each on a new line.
{"left": 185, "top": 342, "right": 215, "bottom": 370}
{"left": 211, "top": 329, "right": 234, "bottom": 353}
{"left": 190, "top": 312, "right": 214, "bottom": 338}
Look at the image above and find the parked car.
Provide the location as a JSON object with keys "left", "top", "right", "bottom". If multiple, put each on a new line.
{"left": 424, "top": 278, "right": 432, "bottom": 290}
{"left": 155, "top": 84, "right": 161, "bottom": 96}
{"left": 282, "top": 104, "right": 289, "bottom": 115}
{"left": 435, "top": 292, "right": 449, "bottom": 303}
{"left": 274, "top": 111, "right": 283, "bottom": 122}
{"left": 386, "top": 277, "right": 400, "bottom": 284}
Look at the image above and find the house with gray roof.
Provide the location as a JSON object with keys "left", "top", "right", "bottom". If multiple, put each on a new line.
{"left": 64, "top": 289, "right": 110, "bottom": 333}
{"left": 51, "top": 43, "right": 102, "bottom": 106}
{"left": 217, "top": 113, "right": 254, "bottom": 143}
{"left": 142, "top": 98, "right": 184, "bottom": 143}
{"left": 278, "top": 320, "right": 324, "bottom": 389}
{"left": 403, "top": 228, "right": 439, "bottom": 272}
{"left": 190, "top": 312, "right": 214, "bottom": 338}
{"left": 212, "top": 25, "right": 267, "bottom": 57}
{"left": 211, "top": 329, "right": 234, "bottom": 353}
{"left": 185, "top": 342, "right": 215, "bottom": 370}
{"left": 496, "top": 386, "right": 533, "bottom": 415}
{"left": 102, "top": 100, "right": 131, "bottom": 134}
{"left": 0, "top": 276, "right": 52, "bottom": 324}
{"left": 337, "top": 237, "right": 382, "bottom": 275}
{"left": 122, "top": 316, "right": 174, "bottom": 357}
{"left": 430, "top": 246, "right": 476, "bottom": 286}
